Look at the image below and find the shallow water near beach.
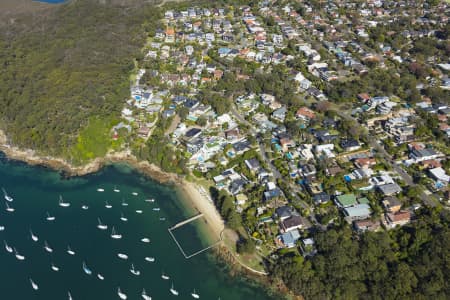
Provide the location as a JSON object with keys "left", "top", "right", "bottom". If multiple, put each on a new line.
{"left": 0, "top": 153, "right": 275, "bottom": 299}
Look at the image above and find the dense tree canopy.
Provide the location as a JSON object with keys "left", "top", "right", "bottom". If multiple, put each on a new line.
{"left": 272, "top": 207, "right": 450, "bottom": 300}
{"left": 0, "top": 0, "right": 161, "bottom": 160}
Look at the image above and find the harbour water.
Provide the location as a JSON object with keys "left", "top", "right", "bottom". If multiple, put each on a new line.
{"left": 0, "top": 153, "right": 275, "bottom": 299}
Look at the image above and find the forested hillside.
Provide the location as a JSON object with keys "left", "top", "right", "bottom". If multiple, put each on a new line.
{"left": 272, "top": 207, "right": 450, "bottom": 300}
{"left": 0, "top": 0, "right": 161, "bottom": 162}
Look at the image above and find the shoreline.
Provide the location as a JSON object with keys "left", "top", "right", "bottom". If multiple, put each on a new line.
{"left": 0, "top": 129, "right": 224, "bottom": 241}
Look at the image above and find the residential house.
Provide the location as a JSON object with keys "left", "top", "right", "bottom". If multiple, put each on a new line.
{"left": 281, "top": 215, "right": 309, "bottom": 232}
{"left": 344, "top": 204, "right": 372, "bottom": 221}
{"left": 340, "top": 139, "right": 361, "bottom": 152}
{"left": 335, "top": 194, "right": 357, "bottom": 208}
{"left": 385, "top": 210, "right": 411, "bottom": 228}
{"left": 377, "top": 183, "right": 402, "bottom": 196}
{"left": 296, "top": 107, "right": 316, "bottom": 122}
{"left": 382, "top": 196, "right": 402, "bottom": 213}
{"left": 278, "top": 229, "right": 301, "bottom": 248}
{"left": 353, "top": 219, "right": 381, "bottom": 232}
{"left": 275, "top": 206, "right": 300, "bottom": 221}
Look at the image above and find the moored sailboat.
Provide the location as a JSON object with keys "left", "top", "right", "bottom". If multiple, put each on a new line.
{"left": 29, "top": 278, "right": 38, "bottom": 290}
{"left": 4, "top": 240, "right": 13, "bottom": 253}
{"left": 141, "top": 289, "right": 152, "bottom": 300}
{"left": 2, "top": 188, "right": 13, "bottom": 202}
{"left": 46, "top": 212, "right": 55, "bottom": 221}
{"left": 170, "top": 282, "right": 179, "bottom": 296}
{"left": 118, "top": 287, "right": 127, "bottom": 300}
{"left": 58, "top": 195, "right": 70, "bottom": 207}
{"left": 118, "top": 253, "right": 128, "bottom": 260}
{"left": 44, "top": 241, "right": 53, "bottom": 253}
{"left": 82, "top": 261, "right": 92, "bottom": 275}
{"left": 30, "top": 229, "right": 39, "bottom": 242}
{"left": 110, "top": 227, "right": 122, "bottom": 239}
{"left": 14, "top": 247, "right": 25, "bottom": 260}
{"left": 105, "top": 200, "right": 112, "bottom": 209}
{"left": 5, "top": 202, "right": 14, "bottom": 212}
{"left": 130, "top": 263, "right": 140, "bottom": 276}
{"left": 97, "top": 218, "right": 107, "bottom": 230}
{"left": 67, "top": 245, "right": 75, "bottom": 255}
{"left": 120, "top": 213, "right": 128, "bottom": 222}
{"left": 51, "top": 262, "right": 59, "bottom": 272}
{"left": 191, "top": 289, "right": 200, "bottom": 299}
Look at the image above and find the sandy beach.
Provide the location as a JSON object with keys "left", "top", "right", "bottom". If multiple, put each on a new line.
{"left": 178, "top": 181, "right": 225, "bottom": 240}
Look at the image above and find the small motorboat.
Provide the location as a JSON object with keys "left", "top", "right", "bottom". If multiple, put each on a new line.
{"left": 170, "top": 283, "right": 179, "bottom": 296}
{"left": 67, "top": 245, "right": 75, "bottom": 255}
{"left": 58, "top": 195, "right": 70, "bottom": 207}
{"left": 191, "top": 289, "right": 200, "bottom": 299}
{"left": 0, "top": 226, "right": 5, "bottom": 231}
{"left": 113, "top": 186, "right": 120, "bottom": 193}
{"left": 118, "top": 253, "right": 128, "bottom": 260}
{"left": 68, "top": 291, "right": 73, "bottom": 300}
{"left": 161, "top": 272, "right": 170, "bottom": 280}
{"left": 159, "top": 217, "right": 166, "bottom": 221}
{"left": 4, "top": 240, "right": 13, "bottom": 253}
{"left": 141, "top": 289, "right": 152, "bottom": 300}
{"left": 97, "top": 188, "right": 104, "bottom": 192}
{"left": 132, "top": 192, "right": 138, "bottom": 196}
{"left": 97, "top": 218, "right": 108, "bottom": 230}
{"left": 14, "top": 248, "right": 25, "bottom": 260}
{"left": 44, "top": 241, "right": 53, "bottom": 253}
{"left": 105, "top": 200, "right": 112, "bottom": 209}
{"left": 141, "top": 238, "right": 150, "bottom": 243}
{"left": 152, "top": 208, "right": 160, "bottom": 212}
{"left": 51, "top": 262, "right": 59, "bottom": 272}
{"left": 118, "top": 287, "right": 127, "bottom": 300}
{"left": 145, "top": 257, "right": 155, "bottom": 262}
{"left": 5, "top": 202, "right": 14, "bottom": 212}
{"left": 30, "top": 278, "right": 39, "bottom": 290}
{"left": 110, "top": 227, "right": 122, "bottom": 239}
{"left": 136, "top": 210, "right": 143, "bottom": 214}
{"left": 121, "top": 199, "right": 128, "bottom": 206}
{"left": 82, "top": 261, "right": 92, "bottom": 275}
{"left": 82, "top": 205, "right": 89, "bottom": 210}
{"left": 130, "top": 263, "right": 140, "bottom": 276}
{"left": 46, "top": 212, "right": 55, "bottom": 221}
{"left": 30, "top": 229, "right": 39, "bottom": 242}
{"left": 2, "top": 188, "right": 13, "bottom": 202}
{"left": 97, "top": 273, "right": 105, "bottom": 280}
{"left": 145, "top": 198, "right": 155, "bottom": 203}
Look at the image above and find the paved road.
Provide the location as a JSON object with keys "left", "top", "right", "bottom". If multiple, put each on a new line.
{"left": 334, "top": 109, "right": 438, "bottom": 207}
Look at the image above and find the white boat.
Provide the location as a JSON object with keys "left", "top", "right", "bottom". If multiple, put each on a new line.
{"left": 121, "top": 199, "right": 128, "bottom": 206}
{"left": 82, "top": 205, "right": 89, "bottom": 210}
{"left": 82, "top": 261, "right": 92, "bottom": 275}
{"left": 4, "top": 240, "right": 13, "bottom": 253}
{"left": 30, "top": 229, "right": 39, "bottom": 242}
{"left": 59, "top": 195, "right": 70, "bottom": 207}
{"left": 141, "top": 289, "right": 152, "bottom": 300}
{"left": 145, "top": 198, "right": 155, "bottom": 203}
{"left": 14, "top": 248, "right": 25, "bottom": 260}
{"left": 191, "top": 289, "right": 200, "bottom": 299}
{"left": 118, "top": 287, "right": 127, "bottom": 300}
{"left": 68, "top": 291, "right": 73, "bottom": 300}
{"left": 130, "top": 263, "right": 140, "bottom": 276}
{"left": 159, "top": 217, "right": 166, "bottom": 221}
{"left": 145, "top": 257, "right": 155, "bottom": 262}
{"left": 30, "top": 278, "right": 38, "bottom": 290}
{"left": 170, "top": 283, "right": 179, "bottom": 296}
{"left": 0, "top": 226, "right": 4, "bottom": 231}
{"left": 110, "top": 227, "right": 122, "bottom": 239}
{"left": 161, "top": 272, "right": 170, "bottom": 280}
{"left": 152, "top": 208, "right": 160, "bottom": 212}
{"left": 5, "top": 202, "right": 14, "bottom": 212}
{"left": 44, "top": 241, "right": 53, "bottom": 253}
{"left": 120, "top": 213, "right": 128, "bottom": 222}
{"left": 2, "top": 188, "right": 13, "bottom": 202}
{"left": 105, "top": 200, "right": 112, "bottom": 209}
{"left": 51, "top": 262, "right": 59, "bottom": 272}
{"left": 97, "top": 218, "right": 108, "bottom": 230}
{"left": 46, "top": 212, "right": 55, "bottom": 221}
{"left": 97, "top": 188, "right": 104, "bottom": 192}
{"left": 97, "top": 273, "right": 105, "bottom": 280}
{"left": 113, "top": 186, "right": 120, "bottom": 193}
{"left": 67, "top": 245, "right": 75, "bottom": 255}
{"left": 132, "top": 192, "right": 138, "bottom": 196}
{"left": 118, "top": 253, "right": 128, "bottom": 260}
{"left": 136, "top": 210, "right": 143, "bottom": 214}
{"left": 141, "top": 238, "right": 150, "bottom": 243}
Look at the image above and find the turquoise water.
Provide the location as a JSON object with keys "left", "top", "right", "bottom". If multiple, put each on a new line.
{"left": 0, "top": 153, "right": 275, "bottom": 299}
